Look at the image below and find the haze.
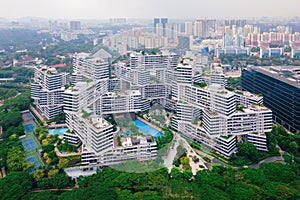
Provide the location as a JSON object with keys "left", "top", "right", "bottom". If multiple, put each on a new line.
{"left": 0, "top": 0, "right": 299, "bottom": 19}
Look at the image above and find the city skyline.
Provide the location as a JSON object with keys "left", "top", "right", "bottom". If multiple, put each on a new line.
{"left": 0, "top": 0, "right": 299, "bottom": 20}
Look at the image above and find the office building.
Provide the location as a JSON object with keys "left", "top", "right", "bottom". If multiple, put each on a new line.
{"left": 242, "top": 66, "right": 300, "bottom": 133}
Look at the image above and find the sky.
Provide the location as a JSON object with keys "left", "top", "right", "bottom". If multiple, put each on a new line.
{"left": 0, "top": 0, "right": 299, "bottom": 20}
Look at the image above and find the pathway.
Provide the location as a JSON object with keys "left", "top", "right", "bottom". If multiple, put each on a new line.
{"left": 30, "top": 105, "right": 48, "bottom": 127}
{"left": 162, "top": 133, "right": 207, "bottom": 175}
{"left": 178, "top": 134, "right": 207, "bottom": 174}
{"left": 249, "top": 156, "right": 284, "bottom": 168}
{"left": 163, "top": 135, "right": 180, "bottom": 173}
{"left": 49, "top": 123, "right": 67, "bottom": 128}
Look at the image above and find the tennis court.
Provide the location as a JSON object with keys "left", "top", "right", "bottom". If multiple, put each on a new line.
{"left": 24, "top": 124, "right": 35, "bottom": 133}
{"left": 22, "top": 112, "right": 33, "bottom": 122}
{"left": 22, "top": 138, "right": 37, "bottom": 151}
{"left": 26, "top": 156, "right": 40, "bottom": 172}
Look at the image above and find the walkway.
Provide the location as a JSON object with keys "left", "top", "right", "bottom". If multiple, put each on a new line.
{"left": 163, "top": 135, "right": 180, "bottom": 173}
{"left": 64, "top": 166, "right": 97, "bottom": 179}
{"left": 29, "top": 188, "right": 74, "bottom": 193}
{"left": 29, "top": 105, "right": 48, "bottom": 127}
{"left": 162, "top": 133, "right": 207, "bottom": 175}
{"left": 177, "top": 134, "right": 207, "bottom": 174}
{"left": 49, "top": 123, "right": 67, "bottom": 128}
{"left": 249, "top": 156, "right": 284, "bottom": 168}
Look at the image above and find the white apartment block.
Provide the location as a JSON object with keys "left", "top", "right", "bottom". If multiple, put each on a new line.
{"left": 73, "top": 54, "right": 109, "bottom": 82}
{"left": 100, "top": 90, "right": 142, "bottom": 114}
{"left": 129, "top": 51, "right": 179, "bottom": 70}
{"left": 31, "top": 66, "right": 69, "bottom": 119}
{"left": 170, "top": 63, "right": 272, "bottom": 156}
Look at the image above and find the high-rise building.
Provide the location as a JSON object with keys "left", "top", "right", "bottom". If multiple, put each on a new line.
{"left": 153, "top": 18, "right": 160, "bottom": 34}
{"left": 185, "top": 21, "right": 193, "bottom": 35}
{"left": 31, "top": 66, "right": 70, "bottom": 120}
{"left": 195, "top": 19, "right": 216, "bottom": 38}
{"left": 242, "top": 66, "right": 300, "bottom": 133}
{"left": 161, "top": 18, "right": 168, "bottom": 36}
{"left": 170, "top": 63, "right": 272, "bottom": 156}
{"left": 70, "top": 21, "right": 81, "bottom": 31}
{"left": 154, "top": 18, "right": 168, "bottom": 36}
{"left": 63, "top": 53, "right": 157, "bottom": 168}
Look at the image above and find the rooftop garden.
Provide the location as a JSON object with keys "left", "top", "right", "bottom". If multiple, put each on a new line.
{"left": 193, "top": 82, "right": 207, "bottom": 88}
{"left": 82, "top": 110, "right": 93, "bottom": 119}
{"left": 236, "top": 105, "right": 245, "bottom": 112}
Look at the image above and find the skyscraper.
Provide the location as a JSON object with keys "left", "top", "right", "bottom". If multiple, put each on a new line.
{"left": 161, "top": 18, "right": 168, "bottom": 36}
{"left": 70, "top": 21, "right": 81, "bottom": 31}
{"left": 153, "top": 18, "right": 160, "bottom": 34}
{"left": 154, "top": 18, "right": 168, "bottom": 36}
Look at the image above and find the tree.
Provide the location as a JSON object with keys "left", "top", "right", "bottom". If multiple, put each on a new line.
{"left": 260, "top": 162, "right": 297, "bottom": 184}
{"left": 6, "top": 146, "right": 27, "bottom": 172}
{"left": 194, "top": 170, "right": 225, "bottom": 189}
{"left": 237, "top": 142, "right": 259, "bottom": 162}
{"left": 170, "top": 167, "right": 181, "bottom": 179}
{"left": 182, "top": 169, "right": 193, "bottom": 180}
{"left": 22, "top": 191, "right": 59, "bottom": 200}
{"left": 33, "top": 169, "right": 45, "bottom": 181}
{"left": 226, "top": 184, "right": 262, "bottom": 200}
{"left": 289, "top": 141, "right": 299, "bottom": 155}
{"left": 240, "top": 168, "right": 267, "bottom": 186}
{"left": 58, "top": 158, "right": 68, "bottom": 169}
{"left": 0, "top": 172, "right": 33, "bottom": 200}
{"left": 48, "top": 169, "right": 59, "bottom": 179}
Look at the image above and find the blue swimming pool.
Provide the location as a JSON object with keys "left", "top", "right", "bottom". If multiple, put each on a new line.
{"left": 134, "top": 119, "right": 164, "bottom": 138}
{"left": 48, "top": 128, "right": 68, "bottom": 136}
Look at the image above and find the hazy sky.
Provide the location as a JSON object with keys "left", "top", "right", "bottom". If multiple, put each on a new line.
{"left": 0, "top": 0, "right": 299, "bottom": 19}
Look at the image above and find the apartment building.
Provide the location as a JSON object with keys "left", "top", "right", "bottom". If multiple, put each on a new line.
{"left": 31, "top": 66, "right": 69, "bottom": 119}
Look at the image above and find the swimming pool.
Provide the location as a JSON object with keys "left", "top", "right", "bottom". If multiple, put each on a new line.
{"left": 48, "top": 128, "right": 68, "bottom": 136}
{"left": 134, "top": 119, "right": 164, "bottom": 138}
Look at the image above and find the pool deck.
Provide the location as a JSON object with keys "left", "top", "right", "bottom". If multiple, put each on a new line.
{"left": 49, "top": 123, "right": 68, "bottom": 128}
{"left": 55, "top": 147, "right": 81, "bottom": 157}
{"left": 136, "top": 116, "right": 163, "bottom": 133}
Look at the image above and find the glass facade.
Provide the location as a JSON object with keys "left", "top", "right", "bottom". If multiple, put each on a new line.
{"left": 242, "top": 68, "right": 300, "bottom": 133}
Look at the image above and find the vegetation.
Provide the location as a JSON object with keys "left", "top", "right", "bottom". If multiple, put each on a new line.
{"left": 203, "top": 157, "right": 211, "bottom": 163}
{"left": 156, "top": 127, "right": 174, "bottom": 149}
{"left": 190, "top": 142, "right": 202, "bottom": 150}
{"left": 236, "top": 105, "right": 244, "bottom": 112}
{"left": 0, "top": 66, "right": 33, "bottom": 84}
{"left": 1, "top": 162, "right": 297, "bottom": 199}
{"left": 194, "top": 82, "right": 207, "bottom": 88}
{"left": 226, "top": 77, "right": 241, "bottom": 91}
{"left": 117, "top": 135, "right": 122, "bottom": 146}
{"left": 270, "top": 126, "right": 300, "bottom": 165}
{"left": 57, "top": 140, "right": 77, "bottom": 153}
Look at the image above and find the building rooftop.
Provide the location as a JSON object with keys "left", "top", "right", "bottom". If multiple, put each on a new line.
{"left": 242, "top": 105, "right": 270, "bottom": 113}
{"left": 119, "top": 136, "right": 154, "bottom": 148}
{"left": 250, "top": 66, "right": 300, "bottom": 88}
{"left": 92, "top": 48, "right": 112, "bottom": 59}
{"left": 90, "top": 117, "right": 110, "bottom": 129}
{"left": 104, "top": 90, "right": 141, "bottom": 96}
{"left": 235, "top": 90, "right": 263, "bottom": 100}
